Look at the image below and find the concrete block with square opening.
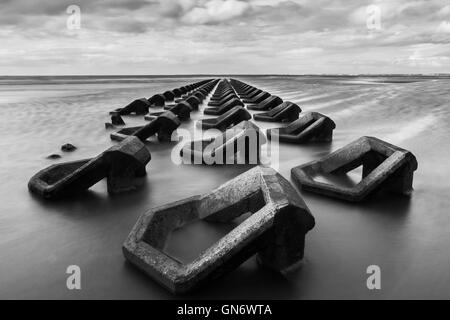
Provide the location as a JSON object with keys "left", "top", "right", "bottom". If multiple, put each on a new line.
{"left": 196, "top": 106, "right": 251, "bottom": 131}
{"left": 253, "top": 102, "right": 301, "bottom": 122}
{"left": 267, "top": 111, "right": 335, "bottom": 144}
{"left": 291, "top": 136, "right": 418, "bottom": 202}
{"left": 180, "top": 121, "right": 266, "bottom": 165}
{"left": 111, "top": 98, "right": 151, "bottom": 115}
{"left": 146, "top": 102, "right": 192, "bottom": 121}
{"left": 247, "top": 95, "right": 283, "bottom": 111}
{"left": 122, "top": 166, "right": 315, "bottom": 294}
{"left": 28, "top": 136, "right": 151, "bottom": 199}
{"left": 110, "top": 111, "right": 180, "bottom": 142}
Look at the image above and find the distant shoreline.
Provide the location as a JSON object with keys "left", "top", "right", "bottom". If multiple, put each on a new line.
{"left": 1, "top": 74, "right": 450, "bottom": 78}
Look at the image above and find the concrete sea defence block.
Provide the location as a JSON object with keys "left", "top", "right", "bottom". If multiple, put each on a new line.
{"left": 242, "top": 91, "right": 270, "bottom": 104}
{"left": 111, "top": 114, "right": 125, "bottom": 125}
{"left": 122, "top": 166, "right": 315, "bottom": 294}
{"left": 267, "top": 112, "right": 335, "bottom": 144}
{"left": 247, "top": 95, "right": 283, "bottom": 111}
{"left": 163, "top": 91, "right": 175, "bottom": 102}
{"left": 116, "top": 98, "right": 151, "bottom": 115}
{"left": 208, "top": 93, "right": 235, "bottom": 107}
{"left": 28, "top": 136, "right": 151, "bottom": 199}
{"left": 291, "top": 136, "right": 418, "bottom": 202}
{"left": 203, "top": 98, "right": 244, "bottom": 116}
{"left": 253, "top": 102, "right": 301, "bottom": 122}
{"left": 111, "top": 112, "right": 180, "bottom": 142}
{"left": 148, "top": 94, "right": 166, "bottom": 107}
{"left": 147, "top": 102, "right": 192, "bottom": 121}
{"left": 180, "top": 121, "right": 266, "bottom": 165}
{"left": 196, "top": 106, "right": 251, "bottom": 131}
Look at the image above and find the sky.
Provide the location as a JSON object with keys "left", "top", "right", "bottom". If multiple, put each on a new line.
{"left": 0, "top": 0, "right": 449, "bottom": 75}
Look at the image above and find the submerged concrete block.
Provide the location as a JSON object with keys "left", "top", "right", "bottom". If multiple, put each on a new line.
{"left": 123, "top": 166, "right": 315, "bottom": 294}
{"left": 28, "top": 136, "right": 151, "bottom": 199}
{"left": 147, "top": 102, "right": 192, "bottom": 121}
{"left": 291, "top": 136, "right": 418, "bottom": 202}
{"left": 184, "top": 96, "right": 201, "bottom": 111}
{"left": 149, "top": 94, "right": 166, "bottom": 107}
{"left": 247, "top": 95, "right": 283, "bottom": 111}
{"left": 253, "top": 102, "right": 301, "bottom": 122}
{"left": 242, "top": 91, "right": 270, "bottom": 104}
{"left": 196, "top": 106, "right": 251, "bottom": 131}
{"left": 163, "top": 91, "right": 175, "bottom": 102}
{"left": 172, "top": 88, "right": 182, "bottom": 98}
{"left": 111, "top": 111, "right": 180, "bottom": 142}
{"left": 267, "top": 112, "right": 335, "bottom": 144}
{"left": 204, "top": 98, "right": 244, "bottom": 116}
{"left": 180, "top": 121, "right": 266, "bottom": 165}
{"left": 116, "top": 98, "right": 151, "bottom": 115}
{"left": 111, "top": 114, "right": 125, "bottom": 125}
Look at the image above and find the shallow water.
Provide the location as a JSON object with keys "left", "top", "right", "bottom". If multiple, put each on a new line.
{"left": 0, "top": 75, "right": 449, "bottom": 299}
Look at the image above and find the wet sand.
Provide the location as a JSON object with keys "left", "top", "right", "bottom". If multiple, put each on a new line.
{"left": 0, "top": 75, "right": 449, "bottom": 299}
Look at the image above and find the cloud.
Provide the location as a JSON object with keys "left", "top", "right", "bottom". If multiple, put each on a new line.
{"left": 181, "top": 0, "right": 251, "bottom": 24}
{"left": 0, "top": 0, "right": 449, "bottom": 74}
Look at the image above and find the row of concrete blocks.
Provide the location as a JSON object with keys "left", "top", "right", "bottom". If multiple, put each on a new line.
{"left": 203, "top": 79, "right": 244, "bottom": 115}
{"left": 27, "top": 79, "right": 418, "bottom": 295}
{"left": 145, "top": 79, "right": 219, "bottom": 121}
{"left": 27, "top": 137, "right": 417, "bottom": 294}
{"left": 123, "top": 133, "right": 418, "bottom": 293}
{"left": 175, "top": 78, "right": 334, "bottom": 146}
{"left": 109, "top": 79, "right": 219, "bottom": 117}
{"left": 28, "top": 79, "right": 223, "bottom": 199}
{"left": 109, "top": 80, "right": 220, "bottom": 141}
{"left": 229, "top": 79, "right": 336, "bottom": 144}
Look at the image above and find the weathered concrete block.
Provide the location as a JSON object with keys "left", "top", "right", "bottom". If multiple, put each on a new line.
{"left": 111, "top": 114, "right": 125, "bottom": 125}
{"left": 184, "top": 96, "right": 201, "bottom": 111}
{"left": 207, "top": 93, "right": 235, "bottom": 107}
{"left": 148, "top": 94, "right": 166, "bottom": 107}
{"left": 147, "top": 102, "right": 191, "bottom": 121}
{"left": 172, "top": 88, "right": 182, "bottom": 98}
{"left": 123, "top": 166, "right": 315, "bottom": 294}
{"left": 204, "top": 98, "right": 244, "bottom": 116}
{"left": 116, "top": 98, "right": 151, "bottom": 115}
{"left": 193, "top": 92, "right": 206, "bottom": 102}
{"left": 242, "top": 91, "right": 270, "bottom": 104}
{"left": 253, "top": 102, "right": 301, "bottom": 122}
{"left": 180, "top": 121, "right": 266, "bottom": 165}
{"left": 267, "top": 112, "right": 335, "bottom": 144}
{"left": 247, "top": 95, "right": 283, "bottom": 111}
{"left": 196, "top": 106, "right": 251, "bottom": 131}
{"left": 28, "top": 136, "right": 151, "bottom": 199}
{"left": 163, "top": 91, "right": 175, "bottom": 101}
{"left": 111, "top": 111, "right": 180, "bottom": 142}
{"left": 291, "top": 136, "right": 418, "bottom": 202}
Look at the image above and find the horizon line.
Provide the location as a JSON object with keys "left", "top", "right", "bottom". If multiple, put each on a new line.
{"left": 1, "top": 73, "right": 450, "bottom": 77}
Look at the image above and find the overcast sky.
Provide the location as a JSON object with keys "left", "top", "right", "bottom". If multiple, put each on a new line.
{"left": 0, "top": 0, "right": 449, "bottom": 75}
